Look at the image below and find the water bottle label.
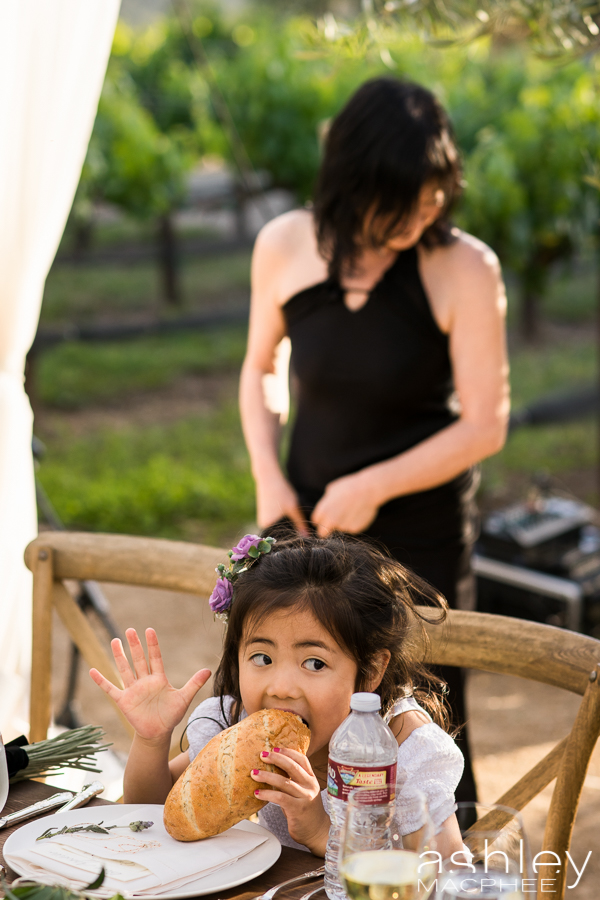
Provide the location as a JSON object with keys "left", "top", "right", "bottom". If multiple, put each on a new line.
{"left": 327, "top": 759, "right": 397, "bottom": 804}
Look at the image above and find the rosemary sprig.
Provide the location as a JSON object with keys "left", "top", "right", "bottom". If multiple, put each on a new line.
{"left": 37, "top": 821, "right": 154, "bottom": 841}
{"left": 10, "top": 727, "right": 112, "bottom": 784}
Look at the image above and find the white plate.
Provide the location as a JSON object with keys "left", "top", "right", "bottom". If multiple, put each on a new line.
{"left": 4, "top": 804, "right": 281, "bottom": 899}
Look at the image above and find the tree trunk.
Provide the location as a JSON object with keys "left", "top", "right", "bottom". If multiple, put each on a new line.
{"left": 520, "top": 258, "right": 549, "bottom": 343}
{"left": 158, "top": 212, "right": 181, "bottom": 306}
{"left": 520, "top": 281, "right": 540, "bottom": 343}
{"left": 520, "top": 237, "right": 572, "bottom": 343}
{"left": 72, "top": 219, "right": 94, "bottom": 258}
{"left": 597, "top": 231, "right": 600, "bottom": 508}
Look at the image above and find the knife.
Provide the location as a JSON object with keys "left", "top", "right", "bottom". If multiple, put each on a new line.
{"left": 0, "top": 792, "right": 74, "bottom": 829}
{"left": 56, "top": 781, "right": 104, "bottom": 812}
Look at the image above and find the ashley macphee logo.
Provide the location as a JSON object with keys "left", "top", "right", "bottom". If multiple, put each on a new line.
{"left": 415, "top": 841, "right": 593, "bottom": 893}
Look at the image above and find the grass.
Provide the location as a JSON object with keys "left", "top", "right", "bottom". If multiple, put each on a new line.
{"left": 481, "top": 337, "right": 597, "bottom": 505}
{"left": 38, "top": 326, "right": 248, "bottom": 408}
{"left": 41, "top": 251, "right": 251, "bottom": 325}
{"left": 36, "top": 330, "right": 598, "bottom": 539}
{"left": 37, "top": 402, "right": 256, "bottom": 545}
{"left": 508, "top": 338, "right": 595, "bottom": 407}
{"left": 542, "top": 258, "right": 597, "bottom": 324}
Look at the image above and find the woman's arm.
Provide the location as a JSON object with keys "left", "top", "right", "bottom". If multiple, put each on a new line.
{"left": 312, "top": 236, "right": 509, "bottom": 535}
{"left": 239, "top": 220, "right": 308, "bottom": 533}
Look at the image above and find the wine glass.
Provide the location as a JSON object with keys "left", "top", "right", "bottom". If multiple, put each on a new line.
{"left": 339, "top": 786, "right": 438, "bottom": 900}
{"left": 0, "top": 733, "right": 9, "bottom": 814}
{"left": 438, "top": 802, "right": 532, "bottom": 900}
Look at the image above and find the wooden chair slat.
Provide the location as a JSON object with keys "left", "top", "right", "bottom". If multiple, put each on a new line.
{"left": 52, "top": 581, "right": 134, "bottom": 737}
{"left": 25, "top": 532, "right": 227, "bottom": 595}
{"left": 420, "top": 608, "right": 600, "bottom": 695}
{"left": 30, "top": 547, "right": 54, "bottom": 743}
{"left": 541, "top": 665, "right": 600, "bottom": 896}
{"left": 468, "top": 736, "right": 568, "bottom": 840}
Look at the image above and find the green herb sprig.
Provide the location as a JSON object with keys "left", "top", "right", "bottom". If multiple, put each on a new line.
{"left": 10, "top": 727, "right": 112, "bottom": 784}
{"left": 37, "top": 821, "right": 154, "bottom": 842}
{"left": 1, "top": 868, "right": 123, "bottom": 900}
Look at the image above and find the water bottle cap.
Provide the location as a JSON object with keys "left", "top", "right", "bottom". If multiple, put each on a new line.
{"left": 350, "top": 692, "right": 381, "bottom": 712}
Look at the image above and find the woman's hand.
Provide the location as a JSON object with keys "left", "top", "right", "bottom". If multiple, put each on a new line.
{"left": 256, "top": 472, "right": 309, "bottom": 535}
{"left": 90, "top": 627, "right": 211, "bottom": 743}
{"left": 251, "top": 748, "right": 330, "bottom": 855}
{"left": 311, "top": 471, "right": 380, "bottom": 537}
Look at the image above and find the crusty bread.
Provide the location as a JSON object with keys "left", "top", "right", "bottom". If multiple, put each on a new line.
{"left": 163, "top": 708, "right": 311, "bottom": 841}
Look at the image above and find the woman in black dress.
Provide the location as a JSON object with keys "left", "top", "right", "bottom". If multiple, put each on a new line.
{"left": 239, "top": 77, "right": 509, "bottom": 806}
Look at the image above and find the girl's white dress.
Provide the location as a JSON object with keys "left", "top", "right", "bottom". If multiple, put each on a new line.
{"left": 186, "top": 695, "right": 463, "bottom": 851}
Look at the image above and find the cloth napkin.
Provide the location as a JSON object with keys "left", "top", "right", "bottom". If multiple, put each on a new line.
{"left": 9, "top": 805, "right": 270, "bottom": 897}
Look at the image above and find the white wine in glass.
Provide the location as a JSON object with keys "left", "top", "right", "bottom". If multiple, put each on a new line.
{"left": 339, "top": 787, "right": 437, "bottom": 900}
{"left": 341, "top": 849, "right": 437, "bottom": 900}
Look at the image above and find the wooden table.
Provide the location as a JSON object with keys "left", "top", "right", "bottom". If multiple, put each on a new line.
{"left": 0, "top": 782, "right": 324, "bottom": 900}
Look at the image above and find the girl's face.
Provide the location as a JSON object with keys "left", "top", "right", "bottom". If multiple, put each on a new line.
{"left": 238, "top": 605, "right": 358, "bottom": 758}
{"left": 364, "top": 182, "right": 445, "bottom": 253}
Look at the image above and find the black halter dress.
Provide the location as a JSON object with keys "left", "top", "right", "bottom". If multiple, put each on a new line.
{"left": 282, "top": 244, "right": 478, "bottom": 805}
{"left": 283, "top": 244, "right": 477, "bottom": 566}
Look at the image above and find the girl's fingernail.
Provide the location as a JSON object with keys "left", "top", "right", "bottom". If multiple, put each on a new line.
{"left": 254, "top": 790, "right": 260, "bottom": 796}
{"left": 252, "top": 769, "right": 259, "bottom": 775}
{"left": 261, "top": 751, "right": 269, "bottom": 758}
{"left": 273, "top": 747, "right": 281, "bottom": 753}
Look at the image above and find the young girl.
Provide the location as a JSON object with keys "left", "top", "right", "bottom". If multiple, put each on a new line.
{"left": 90, "top": 532, "right": 464, "bottom": 858}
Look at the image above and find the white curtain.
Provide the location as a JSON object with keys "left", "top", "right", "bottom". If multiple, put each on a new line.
{"left": 0, "top": 0, "right": 121, "bottom": 738}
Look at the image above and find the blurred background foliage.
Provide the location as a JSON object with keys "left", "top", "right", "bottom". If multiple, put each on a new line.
{"left": 34, "top": 0, "right": 600, "bottom": 543}
{"left": 73, "top": 2, "right": 600, "bottom": 327}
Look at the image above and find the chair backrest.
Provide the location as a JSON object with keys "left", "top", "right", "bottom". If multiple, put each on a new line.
{"left": 25, "top": 532, "right": 600, "bottom": 899}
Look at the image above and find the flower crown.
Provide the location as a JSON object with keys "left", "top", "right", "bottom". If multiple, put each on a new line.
{"left": 209, "top": 534, "right": 276, "bottom": 621}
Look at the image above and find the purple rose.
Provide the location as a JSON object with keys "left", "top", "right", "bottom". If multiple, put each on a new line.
{"left": 230, "top": 534, "right": 263, "bottom": 561}
{"left": 209, "top": 577, "right": 234, "bottom": 613}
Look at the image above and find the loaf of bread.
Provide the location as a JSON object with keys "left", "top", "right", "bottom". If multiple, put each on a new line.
{"left": 163, "top": 708, "right": 311, "bottom": 841}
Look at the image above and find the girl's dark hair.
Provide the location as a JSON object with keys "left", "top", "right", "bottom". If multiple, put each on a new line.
{"left": 212, "top": 532, "right": 450, "bottom": 731}
{"left": 313, "top": 77, "right": 462, "bottom": 280}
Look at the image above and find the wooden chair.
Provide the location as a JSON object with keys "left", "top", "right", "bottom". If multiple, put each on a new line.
{"left": 25, "top": 531, "right": 600, "bottom": 899}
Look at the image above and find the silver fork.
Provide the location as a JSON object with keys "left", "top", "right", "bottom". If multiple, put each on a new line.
{"left": 254, "top": 865, "right": 325, "bottom": 900}
{"left": 298, "top": 885, "right": 326, "bottom": 900}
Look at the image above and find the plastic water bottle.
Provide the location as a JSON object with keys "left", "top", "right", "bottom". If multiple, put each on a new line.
{"left": 325, "top": 692, "right": 398, "bottom": 900}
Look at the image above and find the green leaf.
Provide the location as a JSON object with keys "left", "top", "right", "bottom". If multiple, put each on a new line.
{"left": 85, "top": 869, "right": 106, "bottom": 891}
{"left": 258, "top": 540, "right": 272, "bottom": 554}
{"left": 247, "top": 545, "right": 260, "bottom": 558}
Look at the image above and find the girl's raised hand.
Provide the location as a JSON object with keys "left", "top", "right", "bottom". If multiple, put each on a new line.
{"left": 251, "top": 748, "right": 330, "bottom": 856}
{"left": 89, "top": 628, "right": 211, "bottom": 742}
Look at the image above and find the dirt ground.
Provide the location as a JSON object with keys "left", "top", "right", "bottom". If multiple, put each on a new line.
{"left": 49, "top": 581, "right": 600, "bottom": 899}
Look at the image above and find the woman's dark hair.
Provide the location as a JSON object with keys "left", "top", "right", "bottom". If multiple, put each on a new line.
{"left": 313, "top": 77, "right": 462, "bottom": 280}
{"left": 212, "top": 532, "right": 450, "bottom": 731}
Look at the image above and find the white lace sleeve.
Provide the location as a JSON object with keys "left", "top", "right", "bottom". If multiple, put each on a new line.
{"left": 186, "top": 696, "right": 233, "bottom": 762}
{"left": 395, "top": 724, "right": 464, "bottom": 835}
